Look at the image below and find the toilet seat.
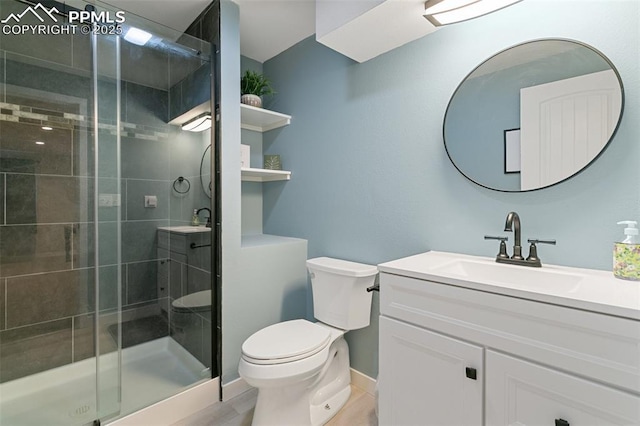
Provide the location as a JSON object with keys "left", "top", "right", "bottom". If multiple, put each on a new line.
{"left": 172, "top": 290, "right": 211, "bottom": 313}
{"left": 242, "top": 320, "right": 331, "bottom": 365}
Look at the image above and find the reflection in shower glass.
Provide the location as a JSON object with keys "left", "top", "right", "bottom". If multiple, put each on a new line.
{"left": 0, "top": 0, "right": 217, "bottom": 423}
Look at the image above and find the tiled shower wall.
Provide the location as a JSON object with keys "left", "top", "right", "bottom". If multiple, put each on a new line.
{"left": 0, "top": 0, "right": 212, "bottom": 383}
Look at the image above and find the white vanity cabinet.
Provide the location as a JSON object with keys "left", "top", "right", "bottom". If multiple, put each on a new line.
{"left": 486, "top": 351, "right": 640, "bottom": 426}
{"left": 379, "top": 316, "right": 483, "bottom": 426}
{"left": 378, "top": 251, "right": 640, "bottom": 426}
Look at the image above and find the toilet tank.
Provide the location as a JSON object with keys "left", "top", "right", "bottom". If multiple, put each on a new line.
{"left": 307, "top": 257, "right": 378, "bottom": 330}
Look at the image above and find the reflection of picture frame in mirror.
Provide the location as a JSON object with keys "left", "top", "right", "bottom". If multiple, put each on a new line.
{"left": 504, "top": 128, "right": 521, "bottom": 174}
{"left": 443, "top": 38, "right": 624, "bottom": 192}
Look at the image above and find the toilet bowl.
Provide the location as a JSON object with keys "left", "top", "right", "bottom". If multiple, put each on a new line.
{"left": 238, "top": 257, "right": 378, "bottom": 426}
{"left": 172, "top": 289, "right": 211, "bottom": 314}
{"left": 171, "top": 289, "right": 212, "bottom": 330}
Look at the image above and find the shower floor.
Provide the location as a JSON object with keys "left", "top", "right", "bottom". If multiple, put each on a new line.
{"left": 0, "top": 337, "right": 208, "bottom": 426}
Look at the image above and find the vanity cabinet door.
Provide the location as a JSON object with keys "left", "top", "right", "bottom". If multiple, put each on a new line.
{"left": 486, "top": 350, "right": 640, "bottom": 426}
{"left": 379, "top": 316, "right": 483, "bottom": 426}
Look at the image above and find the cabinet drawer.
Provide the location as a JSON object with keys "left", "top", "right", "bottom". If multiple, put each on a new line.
{"left": 380, "top": 273, "right": 640, "bottom": 394}
{"left": 486, "top": 350, "right": 640, "bottom": 426}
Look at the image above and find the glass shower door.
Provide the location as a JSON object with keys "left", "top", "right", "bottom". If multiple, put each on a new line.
{"left": 92, "top": 26, "right": 123, "bottom": 423}
{"left": 0, "top": 0, "right": 122, "bottom": 423}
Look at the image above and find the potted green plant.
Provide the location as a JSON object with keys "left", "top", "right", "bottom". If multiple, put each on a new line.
{"left": 241, "top": 70, "right": 275, "bottom": 108}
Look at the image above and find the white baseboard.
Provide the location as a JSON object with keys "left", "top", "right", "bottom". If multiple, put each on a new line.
{"left": 222, "top": 377, "right": 253, "bottom": 401}
{"left": 221, "top": 370, "right": 376, "bottom": 401}
{"left": 107, "top": 378, "right": 219, "bottom": 426}
{"left": 350, "top": 368, "right": 376, "bottom": 396}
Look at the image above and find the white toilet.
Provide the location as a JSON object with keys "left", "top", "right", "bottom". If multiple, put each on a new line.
{"left": 238, "top": 257, "right": 378, "bottom": 426}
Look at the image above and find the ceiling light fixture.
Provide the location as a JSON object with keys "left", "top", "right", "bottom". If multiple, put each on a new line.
{"left": 35, "top": 141, "right": 45, "bottom": 145}
{"left": 182, "top": 114, "right": 212, "bottom": 132}
{"left": 124, "top": 27, "right": 153, "bottom": 46}
{"left": 42, "top": 126, "right": 53, "bottom": 131}
{"left": 424, "top": 0, "right": 522, "bottom": 26}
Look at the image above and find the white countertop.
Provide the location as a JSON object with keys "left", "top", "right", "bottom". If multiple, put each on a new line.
{"left": 157, "top": 226, "right": 211, "bottom": 234}
{"left": 378, "top": 251, "right": 640, "bottom": 320}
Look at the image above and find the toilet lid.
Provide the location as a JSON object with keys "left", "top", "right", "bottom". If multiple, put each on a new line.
{"left": 242, "top": 320, "right": 331, "bottom": 364}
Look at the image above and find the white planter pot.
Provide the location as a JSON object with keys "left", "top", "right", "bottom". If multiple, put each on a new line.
{"left": 241, "top": 94, "right": 262, "bottom": 108}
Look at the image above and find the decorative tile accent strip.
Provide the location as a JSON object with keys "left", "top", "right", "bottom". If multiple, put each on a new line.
{"left": 63, "top": 113, "right": 85, "bottom": 121}
{"left": 0, "top": 102, "right": 170, "bottom": 141}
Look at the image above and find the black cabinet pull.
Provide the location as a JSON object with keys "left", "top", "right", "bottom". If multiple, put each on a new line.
{"left": 555, "top": 419, "right": 570, "bottom": 426}
{"left": 465, "top": 367, "right": 477, "bottom": 380}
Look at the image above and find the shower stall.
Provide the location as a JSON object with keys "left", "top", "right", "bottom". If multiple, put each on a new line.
{"left": 0, "top": 0, "right": 218, "bottom": 424}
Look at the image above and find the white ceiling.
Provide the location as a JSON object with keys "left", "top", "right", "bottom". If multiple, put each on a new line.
{"left": 101, "top": 0, "right": 316, "bottom": 63}
{"left": 236, "top": 0, "right": 316, "bottom": 63}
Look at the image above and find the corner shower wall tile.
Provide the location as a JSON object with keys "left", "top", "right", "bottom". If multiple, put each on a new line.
{"left": 72, "top": 222, "right": 119, "bottom": 269}
{"left": 94, "top": 178, "right": 123, "bottom": 223}
{"left": 5, "top": 55, "right": 91, "bottom": 101}
{"left": 201, "top": 5, "right": 220, "bottom": 45}
{"left": 4, "top": 92, "right": 83, "bottom": 117}
{"left": 169, "top": 128, "right": 210, "bottom": 178}
{"left": 5, "top": 269, "right": 93, "bottom": 328}
{"left": 72, "top": 314, "right": 95, "bottom": 362}
{"left": 72, "top": 126, "right": 118, "bottom": 180}
{"left": 169, "top": 260, "right": 184, "bottom": 302}
{"left": 5, "top": 174, "right": 93, "bottom": 224}
{"left": 0, "top": 174, "right": 4, "bottom": 225}
{"left": 73, "top": 128, "right": 93, "bottom": 178}
{"left": 0, "top": 2, "right": 72, "bottom": 67}
{"left": 121, "top": 136, "right": 170, "bottom": 180}
{"left": 0, "top": 51, "right": 5, "bottom": 101}
{"left": 71, "top": 31, "right": 117, "bottom": 77}
{"left": 181, "top": 65, "right": 211, "bottom": 117}
{"left": 187, "top": 265, "right": 211, "bottom": 294}
{"left": 0, "top": 279, "right": 5, "bottom": 330}
{"left": 170, "top": 188, "right": 209, "bottom": 227}
{"left": 184, "top": 19, "right": 202, "bottom": 41}
{"left": 124, "top": 82, "right": 168, "bottom": 125}
{"left": 201, "top": 314, "right": 212, "bottom": 369}
{"left": 98, "top": 133, "right": 119, "bottom": 179}
{"left": 169, "top": 45, "right": 205, "bottom": 88}
{"left": 0, "top": 224, "right": 72, "bottom": 277}
{"left": 96, "top": 78, "right": 120, "bottom": 122}
{"left": 121, "top": 43, "right": 170, "bottom": 91}
{"left": 122, "top": 220, "right": 168, "bottom": 263}
{"left": 126, "top": 260, "right": 159, "bottom": 305}
{"left": 0, "top": 318, "right": 72, "bottom": 383}
{"left": 98, "top": 265, "right": 123, "bottom": 312}
{"left": 169, "top": 84, "right": 182, "bottom": 121}
{"left": 170, "top": 311, "right": 203, "bottom": 365}
{"left": 126, "top": 179, "right": 170, "bottom": 221}
{"left": 0, "top": 121, "right": 73, "bottom": 176}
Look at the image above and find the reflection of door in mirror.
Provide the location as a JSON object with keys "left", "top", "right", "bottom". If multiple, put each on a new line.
{"left": 520, "top": 69, "right": 622, "bottom": 190}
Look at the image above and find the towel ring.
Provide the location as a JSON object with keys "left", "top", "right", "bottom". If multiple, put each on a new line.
{"left": 173, "top": 176, "right": 191, "bottom": 194}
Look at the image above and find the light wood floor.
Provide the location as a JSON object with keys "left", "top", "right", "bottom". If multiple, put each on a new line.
{"left": 171, "top": 385, "right": 377, "bottom": 426}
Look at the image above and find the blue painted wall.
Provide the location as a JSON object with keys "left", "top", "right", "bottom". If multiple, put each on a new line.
{"left": 262, "top": 0, "right": 640, "bottom": 378}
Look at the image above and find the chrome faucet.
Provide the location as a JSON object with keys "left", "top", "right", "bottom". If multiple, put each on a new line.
{"left": 485, "top": 211, "right": 556, "bottom": 267}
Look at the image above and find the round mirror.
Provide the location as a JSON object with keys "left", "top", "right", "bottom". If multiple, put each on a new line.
{"left": 443, "top": 39, "right": 624, "bottom": 192}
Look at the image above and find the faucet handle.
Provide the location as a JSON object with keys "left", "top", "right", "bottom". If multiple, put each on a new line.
{"left": 484, "top": 235, "right": 509, "bottom": 259}
{"left": 527, "top": 238, "right": 556, "bottom": 246}
{"left": 526, "top": 239, "right": 556, "bottom": 264}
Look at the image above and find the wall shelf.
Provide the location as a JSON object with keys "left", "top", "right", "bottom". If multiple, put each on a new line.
{"left": 241, "top": 167, "right": 291, "bottom": 182}
{"left": 241, "top": 104, "right": 291, "bottom": 132}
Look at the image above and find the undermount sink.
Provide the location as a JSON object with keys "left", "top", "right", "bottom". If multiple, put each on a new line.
{"left": 431, "top": 258, "right": 585, "bottom": 293}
